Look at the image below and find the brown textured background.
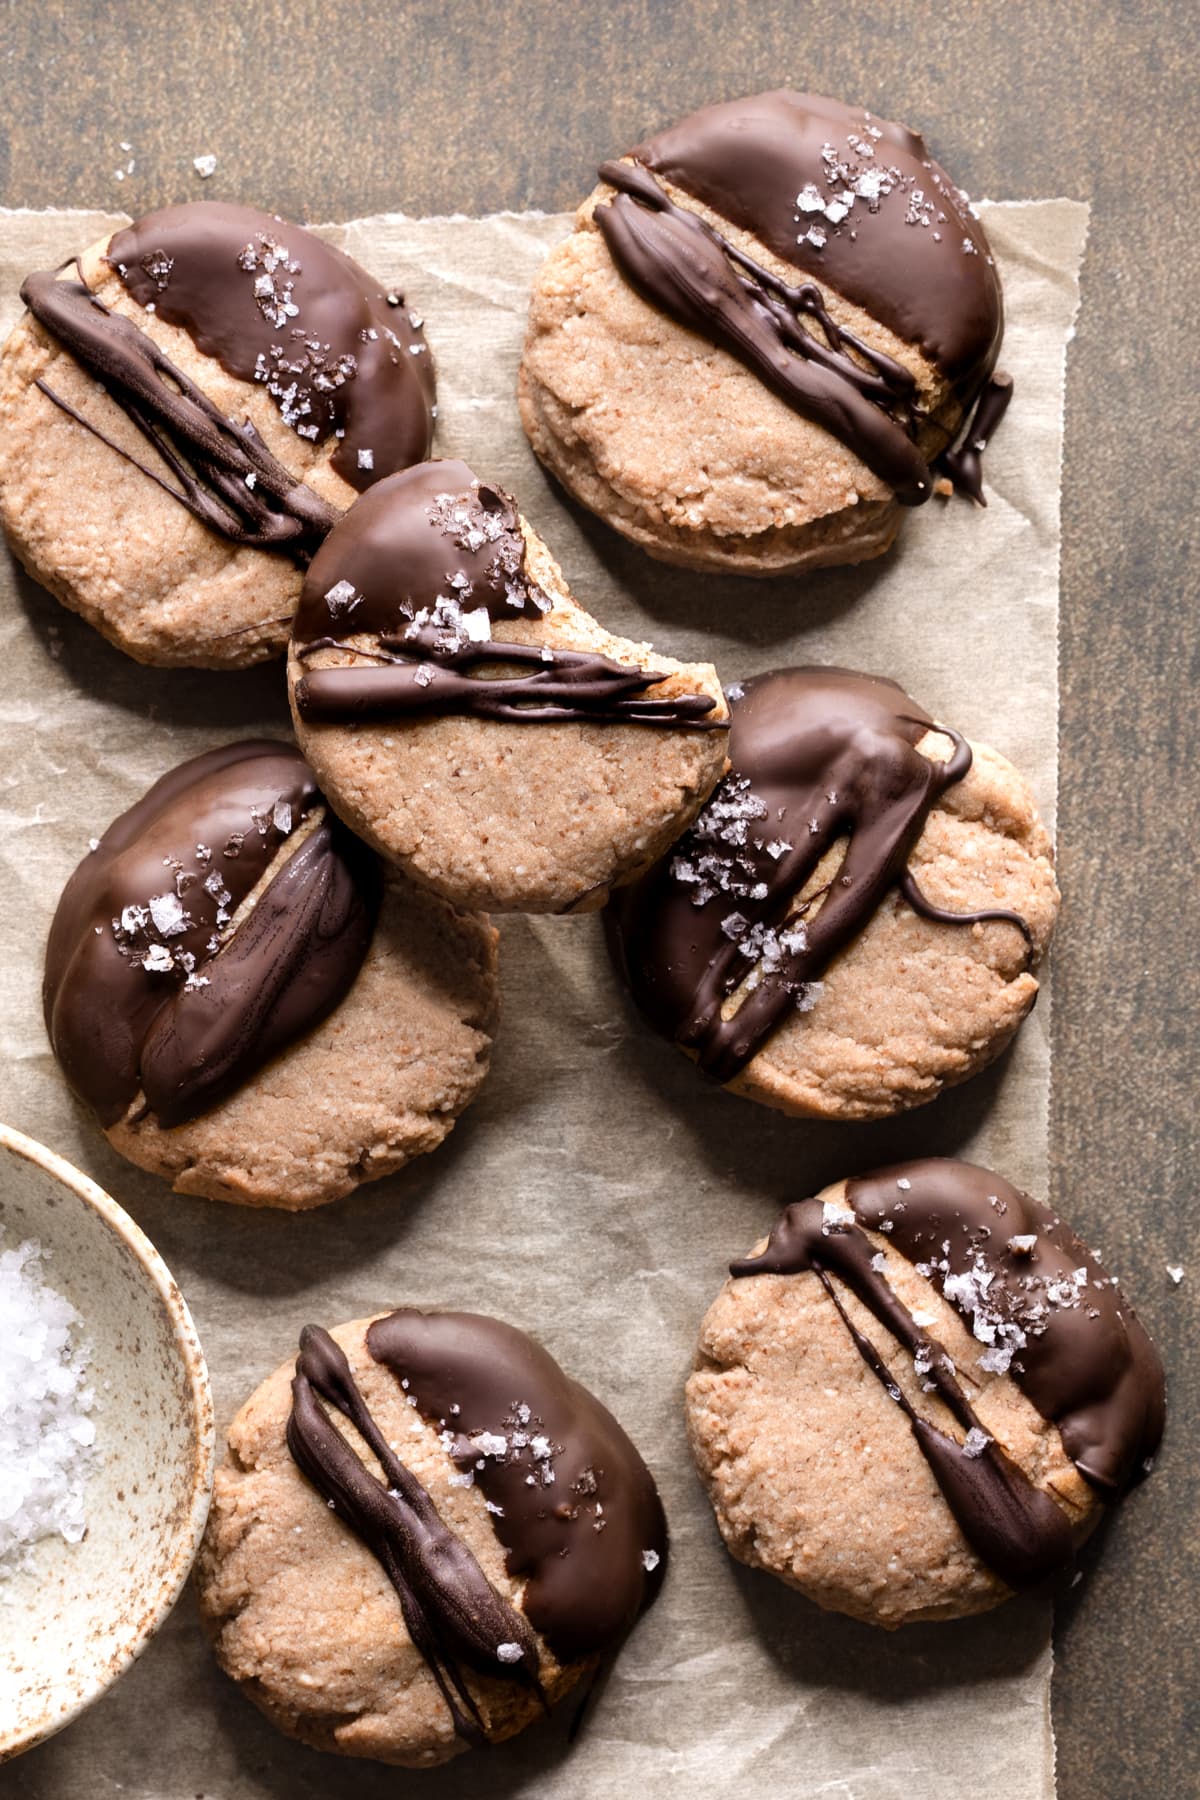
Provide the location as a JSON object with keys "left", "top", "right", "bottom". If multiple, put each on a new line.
{"left": 0, "top": 3, "right": 1194, "bottom": 1795}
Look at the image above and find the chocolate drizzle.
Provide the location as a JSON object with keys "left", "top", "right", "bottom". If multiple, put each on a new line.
{"left": 22, "top": 270, "right": 341, "bottom": 558}
{"left": 287, "top": 1325, "right": 542, "bottom": 1748}
{"left": 44, "top": 741, "right": 379, "bottom": 1128}
{"left": 595, "top": 92, "right": 1007, "bottom": 503}
{"left": 730, "top": 1159, "right": 1165, "bottom": 1585}
{"left": 843, "top": 1162, "right": 1166, "bottom": 1495}
{"left": 292, "top": 461, "right": 720, "bottom": 731}
{"left": 607, "top": 667, "right": 1032, "bottom": 1084}
{"left": 22, "top": 201, "right": 434, "bottom": 555}
{"left": 286, "top": 1312, "right": 667, "bottom": 1741}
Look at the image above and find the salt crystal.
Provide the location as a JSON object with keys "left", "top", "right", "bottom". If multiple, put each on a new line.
{"left": 272, "top": 799, "right": 293, "bottom": 835}
{"left": 471, "top": 1431, "right": 507, "bottom": 1458}
{"left": 148, "top": 892, "right": 187, "bottom": 937}
{"left": 961, "top": 1427, "right": 991, "bottom": 1459}
{"left": 0, "top": 1238, "right": 96, "bottom": 1572}
{"left": 357, "top": 447, "right": 374, "bottom": 471}
{"left": 141, "top": 944, "right": 174, "bottom": 973}
{"left": 1167, "top": 1265, "right": 1185, "bottom": 1285}
{"left": 192, "top": 154, "right": 218, "bottom": 179}
{"left": 496, "top": 1642, "right": 524, "bottom": 1663}
{"left": 324, "top": 579, "right": 361, "bottom": 619}
{"left": 642, "top": 1548, "right": 660, "bottom": 1572}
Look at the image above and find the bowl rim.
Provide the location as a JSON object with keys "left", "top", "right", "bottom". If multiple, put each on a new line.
{"left": 0, "top": 1122, "right": 216, "bottom": 1763}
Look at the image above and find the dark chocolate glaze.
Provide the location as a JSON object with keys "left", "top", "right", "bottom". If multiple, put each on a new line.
{"left": 595, "top": 92, "right": 1007, "bottom": 503}
{"left": 22, "top": 269, "right": 341, "bottom": 558}
{"left": 292, "top": 462, "right": 719, "bottom": 731}
{"left": 284, "top": 1313, "right": 667, "bottom": 1742}
{"left": 731, "top": 1196, "right": 1074, "bottom": 1587}
{"left": 730, "top": 1159, "right": 1165, "bottom": 1586}
{"left": 287, "top": 1324, "right": 542, "bottom": 1748}
{"left": 596, "top": 160, "right": 932, "bottom": 505}
{"left": 365, "top": 1310, "right": 668, "bottom": 1663}
{"left": 108, "top": 203, "right": 434, "bottom": 490}
{"left": 44, "top": 741, "right": 378, "bottom": 1128}
{"left": 606, "top": 667, "right": 1032, "bottom": 1084}
{"left": 844, "top": 1161, "right": 1166, "bottom": 1495}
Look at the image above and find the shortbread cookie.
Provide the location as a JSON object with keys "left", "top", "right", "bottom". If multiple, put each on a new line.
{"left": 197, "top": 1309, "right": 668, "bottom": 1766}
{"left": 520, "top": 91, "right": 1010, "bottom": 576}
{"left": 607, "top": 666, "right": 1059, "bottom": 1119}
{"left": 44, "top": 741, "right": 495, "bottom": 1208}
{"left": 0, "top": 202, "right": 433, "bottom": 666}
{"left": 687, "top": 1160, "right": 1165, "bottom": 1626}
{"left": 287, "top": 459, "right": 729, "bottom": 913}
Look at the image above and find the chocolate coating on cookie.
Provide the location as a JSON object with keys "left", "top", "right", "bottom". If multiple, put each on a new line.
{"left": 292, "top": 462, "right": 719, "bottom": 729}
{"left": 596, "top": 92, "right": 1006, "bottom": 503}
{"left": 108, "top": 203, "right": 434, "bottom": 489}
{"left": 287, "top": 1311, "right": 667, "bottom": 1737}
{"left": 732, "top": 1160, "right": 1165, "bottom": 1585}
{"left": 21, "top": 269, "right": 342, "bottom": 558}
{"left": 44, "top": 741, "right": 379, "bottom": 1128}
{"left": 606, "top": 667, "right": 1030, "bottom": 1083}
{"left": 366, "top": 1310, "right": 668, "bottom": 1660}
{"left": 843, "top": 1161, "right": 1166, "bottom": 1495}
{"left": 288, "top": 1324, "right": 542, "bottom": 1748}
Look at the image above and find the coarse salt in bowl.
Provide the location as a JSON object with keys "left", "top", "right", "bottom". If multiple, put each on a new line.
{"left": 0, "top": 1124, "right": 214, "bottom": 1760}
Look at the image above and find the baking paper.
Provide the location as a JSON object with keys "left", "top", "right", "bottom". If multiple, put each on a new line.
{"left": 0, "top": 197, "right": 1087, "bottom": 1799}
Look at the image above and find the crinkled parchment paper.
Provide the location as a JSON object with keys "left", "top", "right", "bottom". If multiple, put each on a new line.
{"left": 0, "top": 198, "right": 1087, "bottom": 1800}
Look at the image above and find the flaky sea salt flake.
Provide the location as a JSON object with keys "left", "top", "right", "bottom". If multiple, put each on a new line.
{"left": 148, "top": 892, "right": 188, "bottom": 937}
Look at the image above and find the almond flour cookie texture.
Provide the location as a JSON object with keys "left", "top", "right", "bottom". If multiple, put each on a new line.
{"left": 197, "top": 1309, "right": 667, "bottom": 1767}
{"left": 0, "top": 201, "right": 434, "bottom": 667}
{"left": 287, "top": 458, "right": 730, "bottom": 913}
{"left": 43, "top": 741, "right": 496, "bottom": 1209}
{"left": 687, "top": 1160, "right": 1165, "bottom": 1627}
{"left": 606, "top": 666, "right": 1059, "bottom": 1120}
{"left": 520, "top": 90, "right": 1012, "bottom": 576}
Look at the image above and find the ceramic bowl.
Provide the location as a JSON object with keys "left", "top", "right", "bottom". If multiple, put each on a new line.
{"left": 0, "top": 1124, "right": 214, "bottom": 1760}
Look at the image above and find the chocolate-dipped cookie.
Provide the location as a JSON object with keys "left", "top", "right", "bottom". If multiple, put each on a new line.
{"left": 520, "top": 91, "right": 1009, "bottom": 576}
{"left": 687, "top": 1159, "right": 1165, "bottom": 1626}
{"left": 606, "top": 666, "right": 1059, "bottom": 1119}
{"left": 286, "top": 458, "right": 730, "bottom": 913}
{"left": 0, "top": 202, "right": 433, "bottom": 667}
{"left": 44, "top": 741, "right": 495, "bottom": 1208}
{"left": 197, "top": 1309, "right": 667, "bottom": 1766}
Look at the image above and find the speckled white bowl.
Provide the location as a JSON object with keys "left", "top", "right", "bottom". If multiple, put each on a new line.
{"left": 0, "top": 1124, "right": 214, "bottom": 1760}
